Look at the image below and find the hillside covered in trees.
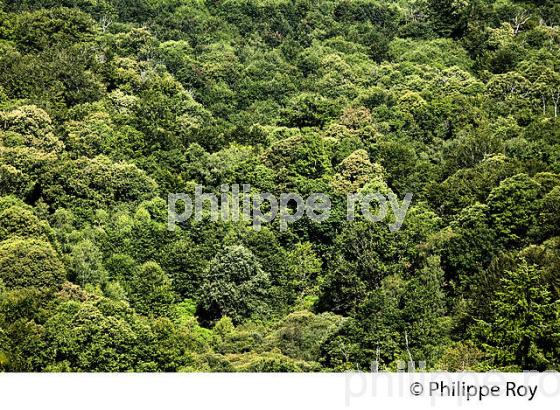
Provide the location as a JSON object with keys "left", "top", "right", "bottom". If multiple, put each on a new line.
{"left": 0, "top": 0, "right": 559, "bottom": 372}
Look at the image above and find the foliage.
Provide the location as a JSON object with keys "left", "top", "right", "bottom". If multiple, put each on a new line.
{"left": 1, "top": 0, "right": 559, "bottom": 372}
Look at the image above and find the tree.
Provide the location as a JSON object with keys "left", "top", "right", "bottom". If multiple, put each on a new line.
{"left": 41, "top": 155, "right": 158, "bottom": 213}
{"left": 267, "top": 310, "right": 344, "bottom": 363}
{"left": 388, "top": 38, "right": 472, "bottom": 70}
{"left": 161, "top": 238, "right": 207, "bottom": 299}
{"left": 0, "top": 278, "right": 9, "bottom": 370}
{"left": 0, "top": 287, "right": 49, "bottom": 371}
{"left": 400, "top": 256, "right": 450, "bottom": 366}
{"left": 538, "top": 186, "right": 560, "bottom": 238}
{"left": 331, "top": 149, "right": 383, "bottom": 194}
{"left": 42, "top": 299, "right": 144, "bottom": 372}
{"left": 439, "top": 203, "right": 498, "bottom": 288}
{"left": 321, "top": 256, "right": 450, "bottom": 370}
{"left": 67, "top": 240, "right": 107, "bottom": 288}
{"left": 128, "top": 261, "right": 175, "bottom": 317}
{"left": 487, "top": 174, "right": 542, "bottom": 246}
{"left": 318, "top": 220, "right": 412, "bottom": 315}
{"left": 264, "top": 132, "right": 332, "bottom": 181}
{"left": 282, "top": 92, "right": 339, "bottom": 128}
{"left": 0, "top": 238, "right": 65, "bottom": 289}
{"left": 12, "top": 7, "right": 95, "bottom": 52}
{"left": 0, "top": 205, "right": 53, "bottom": 241}
{"left": 0, "top": 105, "right": 63, "bottom": 152}
{"left": 474, "top": 261, "right": 560, "bottom": 370}
{"left": 197, "top": 245, "right": 270, "bottom": 325}
{"left": 285, "top": 242, "right": 322, "bottom": 300}
{"left": 0, "top": 165, "right": 32, "bottom": 198}
{"left": 427, "top": 0, "right": 471, "bottom": 37}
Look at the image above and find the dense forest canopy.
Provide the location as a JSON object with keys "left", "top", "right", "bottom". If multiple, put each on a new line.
{"left": 0, "top": 0, "right": 559, "bottom": 372}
